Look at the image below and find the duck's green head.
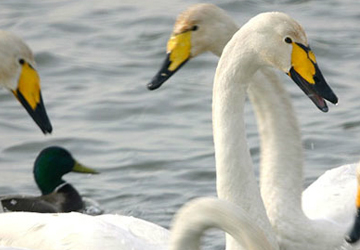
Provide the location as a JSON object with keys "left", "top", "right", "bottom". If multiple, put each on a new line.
{"left": 33, "top": 146, "right": 98, "bottom": 195}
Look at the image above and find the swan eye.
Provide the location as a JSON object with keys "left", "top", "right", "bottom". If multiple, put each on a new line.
{"left": 18, "top": 58, "right": 25, "bottom": 65}
{"left": 285, "top": 37, "right": 292, "bottom": 44}
{"left": 192, "top": 25, "right": 198, "bottom": 31}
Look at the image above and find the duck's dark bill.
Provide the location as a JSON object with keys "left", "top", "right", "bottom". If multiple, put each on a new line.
{"left": 288, "top": 67, "right": 334, "bottom": 113}
{"left": 14, "top": 89, "right": 53, "bottom": 134}
{"left": 147, "top": 53, "right": 188, "bottom": 90}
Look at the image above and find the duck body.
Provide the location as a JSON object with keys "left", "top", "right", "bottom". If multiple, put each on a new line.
{"left": 0, "top": 183, "right": 84, "bottom": 213}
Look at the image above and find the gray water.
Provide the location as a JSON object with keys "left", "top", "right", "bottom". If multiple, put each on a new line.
{"left": 0, "top": 0, "right": 359, "bottom": 249}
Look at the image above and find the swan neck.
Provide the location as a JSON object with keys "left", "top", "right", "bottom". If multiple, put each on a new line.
{"left": 248, "top": 69, "right": 305, "bottom": 222}
{"left": 210, "top": 24, "right": 239, "bottom": 57}
{"left": 170, "top": 198, "right": 277, "bottom": 250}
{"left": 212, "top": 43, "right": 278, "bottom": 249}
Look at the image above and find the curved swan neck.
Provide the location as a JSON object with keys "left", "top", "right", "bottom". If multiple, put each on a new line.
{"left": 213, "top": 34, "right": 278, "bottom": 249}
{"left": 170, "top": 198, "right": 277, "bottom": 250}
{"left": 209, "top": 20, "right": 239, "bottom": 57}
{"left": 248, "top": 69, "right": 306, "bottom": 221}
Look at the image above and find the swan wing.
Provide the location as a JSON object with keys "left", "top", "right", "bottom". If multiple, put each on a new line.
{"left": 0, "top": 212, "right": 169, "bottom": 250}
{"left": 302, "top": 163, "right": 357, "bottom": 226}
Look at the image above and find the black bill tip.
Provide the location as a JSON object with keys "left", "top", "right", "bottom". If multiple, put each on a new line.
{"left": 346, "top": 208, "right": 360, "bottom": 244}
{"left": 147, "top": 53, "right": 188, "bottom": 91}
{"left": 16, "top": 90, "right": 53, "bottom": 134}
{"left": 289, "top": 67, "right": 329, "bottom": 113}
{"left": 312, "top": 63, "right": 338, "bottom": 105}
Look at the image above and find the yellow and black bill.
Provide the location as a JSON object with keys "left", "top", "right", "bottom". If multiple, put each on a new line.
{"left": 345, "top": 167, "right": 360, "bottom": 244}
{"left": 12, "top": 61, "right": 52, "bottom": 134}
{"left": 287, "top": 43, "right": 338, "bottom": 113}
{"left": 147, "top": 31, "right": 191, "bottom": 90}
{"left": 345, "top": 182, "right": 360, "bottom": 244}
{"left": 147, "top": 53, "right": 189, "bottom": 90}
{"left": 345, "top": 206, "right": 360, "bottom": 244}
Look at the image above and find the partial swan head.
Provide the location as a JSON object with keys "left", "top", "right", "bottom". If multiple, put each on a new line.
{"left": 222, "top": 12, "right": 337, "bottom": 112}
{"left": 172, "top": 4, "right": 238, "bottom": 58}
{"left": 345, "top": 163, "right": 360, "bottom": 244}
{"left": 0, "top": 30, "right": 52, "bottom": 134}
{"left": 0, "top": 31, "right": 36, "bottom": 91}
{"left": 147, "top": 4, "right": 238, "bottom": 90}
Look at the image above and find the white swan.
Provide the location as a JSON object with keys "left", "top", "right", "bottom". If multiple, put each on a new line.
{"left": 0, "top": 212, "right": 169, "bottom": 250}
{"left": 302, "top": 162, "right": 358, "bottom": 223}
{"left": 0, "top": 30, "right": 52, "bottom": 134}
{"left": 148, "top": 4, "right": 359, "bottom": 249}
{"left": 170, "top": 197, "right": 278, "bottom": 250}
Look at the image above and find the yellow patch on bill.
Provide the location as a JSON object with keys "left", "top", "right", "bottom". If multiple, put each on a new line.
{"left": 17, "top": 62, "right": 41, "bottom": 110}
{"left": 356, "top": 186, "right": 360, "bottom": 208}
{"left": 291, "top": 43, "right": 316, "bottom": 84}
{"left": 308, "top": 50, "right": 317, "bottom": 64}
{"left": 167, "top": 31, "right": 191, "bottom": 71}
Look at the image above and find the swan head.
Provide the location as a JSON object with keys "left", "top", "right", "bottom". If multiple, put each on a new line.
{"left": 345, "top": 163, "right": 360, "bottom": 244}
{"left": 147, "top": 4, "right": 238, "bottom": 90}
{"left": 239, "top": 12, "right": 338, "bottom": 112}
{"left": 34, "top": 146, "right": 98, "bottom": 195}
{"left": 0, "top": 31, "right": 52, "bottom": 133}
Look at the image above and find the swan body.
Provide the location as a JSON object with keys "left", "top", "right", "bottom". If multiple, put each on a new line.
{"left": 170, "top": 197, "right": 278, "bottom": 250}
{"left": 0, "top": 212, "right": 169, "bottom": 250}
{"left": 0, "top": 31, "right": 52, "bottom": 134}
{"left": 0, "top": 147, "right": 100, "bottom": 214}
{"left": 149, "top": 4, "right": 357, "bottom": 249}
{"left": 0, "top": 198, "right": 280, "bottom": 250}
{"left": 302, "top": 163, "right": 358, "bottom": 224}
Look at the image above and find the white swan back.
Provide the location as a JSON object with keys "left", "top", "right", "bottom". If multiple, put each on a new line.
{"left": 0, "top": 212, "right": 169, "bottom": 250}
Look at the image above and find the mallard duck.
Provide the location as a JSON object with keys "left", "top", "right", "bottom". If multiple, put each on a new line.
{"left": 0, "top": 146, "right": 98, "bottom": 213}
